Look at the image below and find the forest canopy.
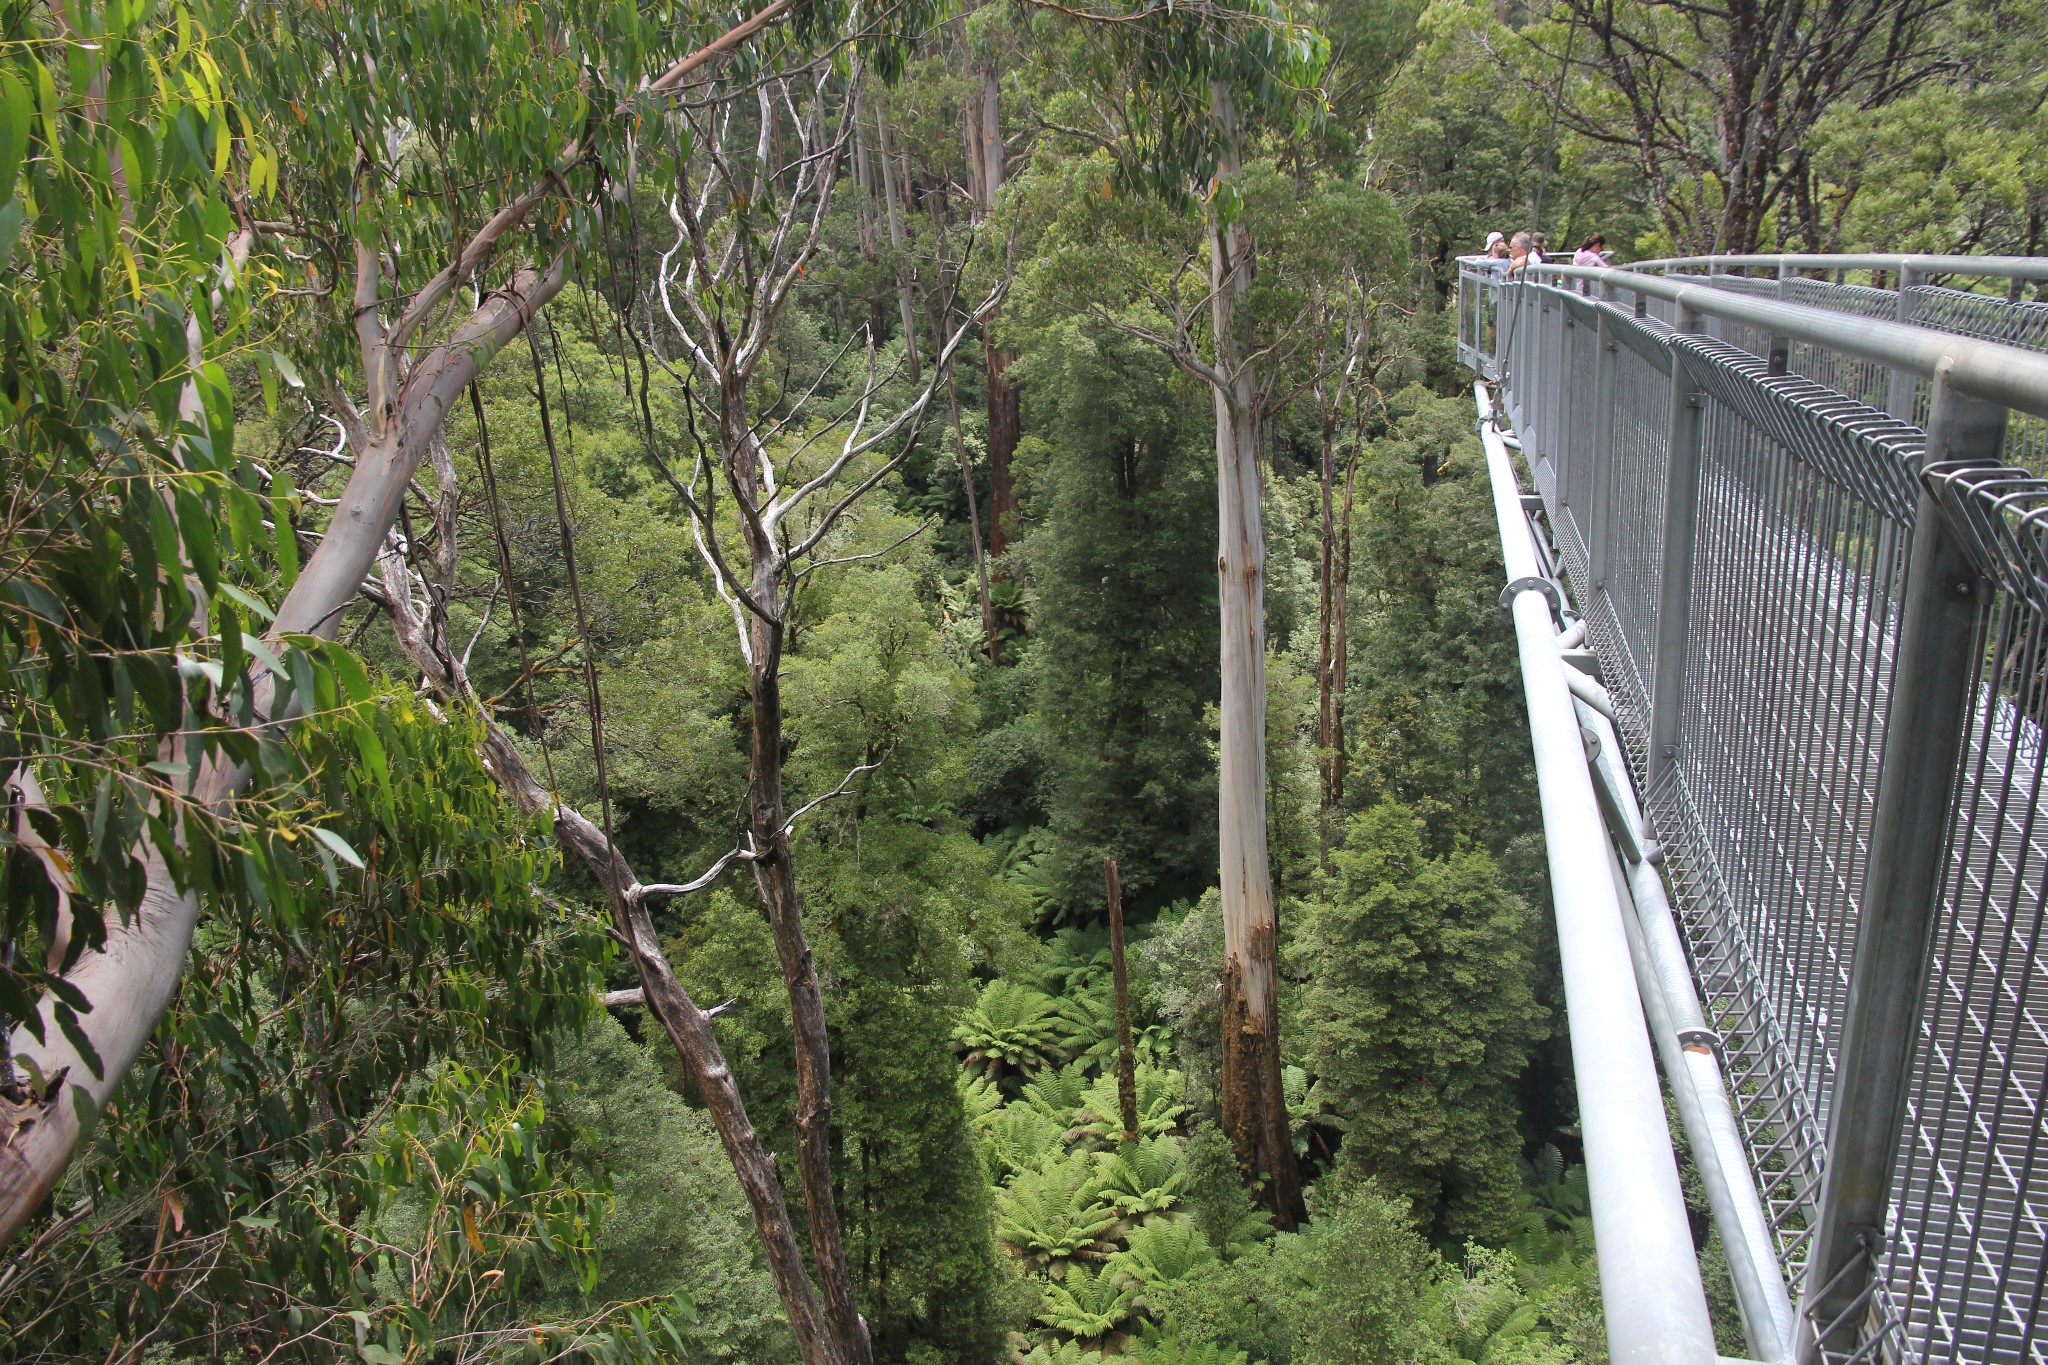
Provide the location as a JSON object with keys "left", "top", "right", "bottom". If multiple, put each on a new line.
{"left": 0, "top": 0, "right": 2033, "bottom": 1360}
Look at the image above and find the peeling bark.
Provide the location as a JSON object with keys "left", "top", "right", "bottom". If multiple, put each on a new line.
{"left": 1207, "top": 85, "right": 1301, "bottom": 1229}
{"left": 1105, "top": 857, "right": 1139, "bottom": 1143}
{"left": 971, "top": 67, "right": 1020, "bottom": 562}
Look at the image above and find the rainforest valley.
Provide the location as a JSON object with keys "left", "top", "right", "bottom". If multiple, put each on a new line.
{"left": 1, "top": 0, "right": 2039, "bottom": 1360}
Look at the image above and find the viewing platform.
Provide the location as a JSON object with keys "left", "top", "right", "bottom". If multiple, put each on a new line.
{"left": 1458, "top": 254, "right": 2048, "bottom": 1365}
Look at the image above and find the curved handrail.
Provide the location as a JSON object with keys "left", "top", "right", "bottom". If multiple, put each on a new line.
{"left": 1618, "top": 253, "right": 2048, "bottom": 282}
{"left": 1521, "top": 262, "right": 2048, "bottom": 421}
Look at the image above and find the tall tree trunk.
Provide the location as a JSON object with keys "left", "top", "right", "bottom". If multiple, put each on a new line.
{"left": 1332, "top": 443, "right": 1358, "bottom": 815}
{"left": 875, "top": 108, "right": 922, "bottom": 384}
{"left": 1208, "top": 85, "right": 1302, "bottom": 1229}
{"left": 1317, "top": 409, "right": 1340, "bottom": 866}
{"left": 972, "top": 67, "right": 1020, "bottom": 561}
{"left": 1105, "top": 856, "right": 1139, "bottom": 1143}
{"left": 368, "top": 431, "right": 851, "bottom": 1365}
{"left": 851, "top": 108, "right": 891, "bottom": 348}
{"left": 927, "top": 201, "right": 1000, "bottom": 665}
{"left": 729, "top": 398, "right": 873, "bottom": 1365}
{"left": 944, "top": 368, "right": 999, "bottom": 664}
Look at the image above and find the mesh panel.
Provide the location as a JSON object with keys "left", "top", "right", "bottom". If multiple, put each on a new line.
{"left": 1464, "top": 265, "right": 2048, "bottom": 1365}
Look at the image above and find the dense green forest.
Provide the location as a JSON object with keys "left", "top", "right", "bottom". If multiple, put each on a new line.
{"left": 0, "top": 0, "right": 2039, "bottom": 1360}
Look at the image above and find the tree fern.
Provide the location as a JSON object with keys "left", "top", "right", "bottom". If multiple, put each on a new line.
{"left": 1057, "top": 986, "right": 1118, "bottom": 1072}
{"left": 989, "top": 1105, "right": 1071, "bottom": 1180}
{"left": 958, "top": 1070, "right": 1004, "bottom": 1134}
{"left": 1021, "top": 1339, "right": 1102, "bottom": 1365}
{"left": 954, "top": 979, "right": 1068, "bottom": 1080}
{"left": 1021, "top": 1061, "right": 1095, "bottom": 1128}
{"left": 1283, "top": 1063, "right": 1345, "bottom": 1158}
{"left": 1432, "top": 1244, "right": 1568, "bottom": 1365}
{"left": 1037, "top": 1264, "right": 1140, "bottom": 1344}
{"left": 1507, "top": 1150, "right": 1593, "bottom": 1269}
{"left": 1107, "top": 1216, "right": 1217, "bottom": 1299}
{"left": 1034, "top": 925, "right": 1115, "bottom": 997}
{"left": 995, "top": 1152, "right": 1121, "bottom": 1272}
{"left": 1095, "top": 1135, "right": 1190, "bottom": 1219}
{"left": 1126, "top": 1325, "right": 1251, "bottom": 1365}
{"left": 1071, "top": 1063, "right": 1188, "bottom": 1141}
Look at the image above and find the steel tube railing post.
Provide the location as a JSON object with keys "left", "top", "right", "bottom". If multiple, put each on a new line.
{"left": 1478, "top": 382, "right": 1719, "bottom": 1365}
{"left": 1495, "top": 277, "right": 1513, "bottom": 380}
{"left": 1887, "top": 265, "right": 1925, "bottom": 419}
{"left": 1769, "top": 263, "right": 1792, "bottom": 376}
{"left": 1578, "top": 697, "right": 1800, "bottom": 1359}
{"left": 1648, "top": 304, "right": 1705, "bottom": 785}
{"left": 1588, "top": 309, "right": 1618, "bottom": 595}
{"left": 1794, "top": 368, "right": 2005, "bottom": 1364}
{"left": 1604, "top": 833, "right": 1790, "bottom": 1364}
{"left": 1559, "top": 306, "right": 1579, "bottom": 509}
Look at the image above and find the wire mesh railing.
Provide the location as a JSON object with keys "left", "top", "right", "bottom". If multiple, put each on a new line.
{"left": 1460, "top": 259, "right": 2048, "bottom": 1365}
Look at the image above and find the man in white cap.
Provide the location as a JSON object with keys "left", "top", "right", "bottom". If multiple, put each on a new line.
{"left": 1484, "top": 230, "right": 1509, "bottom": 259}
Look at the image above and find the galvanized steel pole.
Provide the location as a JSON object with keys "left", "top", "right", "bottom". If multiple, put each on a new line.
{"left": 1649, "top": 307, "right": 1705, "bottom": 785}
{"left": 1887, "top": 266, "right": 1925, "bottom": 420}
{"left": 1588, "top": 310, "right": 1618, "bottom": 594}
{"left": 1577, "top": 696, "right": 1799, "bottom": 1361}
{"left": 1794, "top": 369, "right": 2003, "bottom": 1363}
{"left": 1478, "top": 382, "right": 1719, "bottom": 1365}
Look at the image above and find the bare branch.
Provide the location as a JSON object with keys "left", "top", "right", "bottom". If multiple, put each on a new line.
{"left": 635, "top": 842, "right": 760, "bottom": 902}
{"left": 780, "top": 745, "right": 898, "bottom": 839}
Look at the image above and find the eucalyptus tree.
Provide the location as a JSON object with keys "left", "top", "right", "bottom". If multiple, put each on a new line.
{"left": 0, "top": 0, "right": 409, "bottom": 1242}
{"left": 369, "top": 51, "right": 999, "bottom": 1365}
{"left": 1015, "top": 66, "right": 1406, "bottom": 1216}
{"left": 1510, "top": 0, "right": 1966, "bottom": 252}
{"left": 0, "top": 0, "right": 897, "bottom": 1308}
{"left": 1030, "top": 0, "right": 1342, "bottom": 1223}
{"left": 639, "top": 62, "right": 1002, "bottom": 1365}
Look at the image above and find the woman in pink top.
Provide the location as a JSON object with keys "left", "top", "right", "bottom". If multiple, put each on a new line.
{"left": 1572, "top": 233, "right": 1610, "bottom": 267}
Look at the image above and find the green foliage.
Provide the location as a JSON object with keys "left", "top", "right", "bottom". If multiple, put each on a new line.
{"left": 1097, "top": 1135, "right": 1193, "bottom": 1220}
{"left": 4, "top": 695, "right": 619, "bottom": 1358}
{"left": 1110, "top": 1216, "right": 1219, "bottom": 1295}
{"left": 1429, "top": 1246, "right": 1568, "bottom": 1365}
{"left": 1073, "top": 1062, "right": 1191, "bottom": 1142}
{"left": 1809, "top": 82, "right": 2048, "bottom": 259}
{"left": 1022, "top": 1340, "right": 1104, "bottom": 1365}
{"left": 1038, "top": 1263, "right": 1141, "bottom": 1344}
{"left": 1344, "top": 386, "right": 1535, "bottom": 852}
{"left": 0, "top": 0, "right": 371, "bottom": 1070}
{"left": 1128, "top": 1330, "right": 1253, "bottom": 1365}
{"left": 1021, "top": 1061, "right": 1097, "bottom": 1129}
{"left": 1292, "top": 1185, "right": 1444, "bottom": 1365}
{"left": 1181, "top": 1122, "right": 1276, "bottom": 1258}
{"left": 960, "top": 1068, "right": 1006, "bottom": 1133}
{"left": 957, "top": 978, "right": 1068, "bottom": 1080}
{"left": 1138, "top": 893, "right": 1227, "bottom": 1103}
{"left": 991, "top": 1103, "right": 1075, "bottom": 1180}
{"left": 1007, "top": 319, "right": 1221, "bottom": 912}
{"left": 1305, "top": 803, "right": 1547, "bottom": 1242}
{"left": 996, "top": 1151, "right": 1123, "bottom": 1272}
{"left": 525, "top": 1016, "right": 791, "bottom": 1362}
{"left": 1137, "top": 1234, "right": 1314, "bottom": 1365}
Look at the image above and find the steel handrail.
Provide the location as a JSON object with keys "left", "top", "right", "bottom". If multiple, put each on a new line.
{"left": 1522, "top": 262, "right": 2048, "bottom": 421}
{"left": 1618, "top": 253, "right": 2048, "bottom": 282}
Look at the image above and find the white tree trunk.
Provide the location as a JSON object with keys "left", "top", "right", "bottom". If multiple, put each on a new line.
{"left": 1206, "top": 86, "right": 1300, "bottom": 1224}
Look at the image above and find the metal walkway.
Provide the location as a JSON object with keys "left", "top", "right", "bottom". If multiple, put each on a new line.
{"left": 1458, "top": 255, "right": 2048, "bottom": 1365}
